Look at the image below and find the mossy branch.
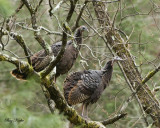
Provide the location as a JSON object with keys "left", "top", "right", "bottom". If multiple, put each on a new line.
{"left": 0, "top": 52, "right": 27, "bottom": 67}
{"left": 142, "top": 65, "right": 160, "bottom": 84}
{"left": 101, "top": 113, "right": 127, "bottom": 125}
{"left": 1, "top": 29, "right": 32, "bottom": 64}
{"left": 0, "top": 52, "right": 34, "bottom": 78}
{"left": 92, "top": 1, "right": 160, "bottom": 127}
{"left": 41, "top": 78, "right": 106, "bottom": 128}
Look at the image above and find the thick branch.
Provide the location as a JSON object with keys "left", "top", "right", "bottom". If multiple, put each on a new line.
{"left": 0, "top": 52, "right": 37, "bottom": 80}
{"left": 93, "top": 1, "right": 160, "bottom": 127}
{"left": 41, "top": 78, "right": 105, "bottom": 128}
{"left": 66, "top": 0, "right": 78, "bottom": 22}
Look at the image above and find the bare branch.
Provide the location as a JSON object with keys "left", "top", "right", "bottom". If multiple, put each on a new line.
{"left": 101, "top": 113, "right": 127, "bottom": 125}
{"left": 48, "top": 0, "right": 54, "bottom": 17}
{"left": 1, "top": 28, "right": 32, "bottom": 64}
{"left": 66, "top": 0, "right": 78, "bottom": 23}
{"left": 35, "top": 0, "right": 44, "bottom": 12}
{"left": 21, "top": 0, "right": 51, "bottom": 55}
{"left": 72, "top": 0, "right": 89, "bottom": 31}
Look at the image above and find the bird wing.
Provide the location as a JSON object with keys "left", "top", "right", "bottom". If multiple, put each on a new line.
{"left": 31, "top": 49, "right": 50, "bottom": 71}
{"left": 80, "top": 70, "right": 103, "bottom": 95}
{"left": 68, "top": 80, "right": 89, "bottom": 105}
{"left": 65, "top": 70, "right": 103, "bottom": 105}
{"left": 30, "top": 41, "right": 71, "bottom": 72}
{"left": 64, "top": 71, "right": 89, "bottom": 105}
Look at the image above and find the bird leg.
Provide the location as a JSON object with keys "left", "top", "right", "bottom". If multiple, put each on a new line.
{"left": 86, "top": 105, "right": 88, "bottom": 118}
{"left": 81, "top": 103, "right": 85, "bottom": 117}
{"left": 81, "top": 104, "right": 89, "bottom": 120}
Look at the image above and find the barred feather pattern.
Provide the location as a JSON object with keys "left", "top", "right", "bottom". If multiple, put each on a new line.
{"left": 63, "top": 60, "right": 113, "bottom": 106}
{"left": 11, "top": 26, "right": 87, "bottom": 80}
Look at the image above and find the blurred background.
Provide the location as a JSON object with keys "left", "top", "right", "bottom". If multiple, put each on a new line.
{"left": 0, "top": 0, "right": 160, "bottom": 127}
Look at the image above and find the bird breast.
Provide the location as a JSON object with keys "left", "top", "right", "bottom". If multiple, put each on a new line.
{"left": 56, "top": 45, "right": 79, "bottom": 74}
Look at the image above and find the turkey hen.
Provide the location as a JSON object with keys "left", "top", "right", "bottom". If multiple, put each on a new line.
{"left": 11, "top": 26, "right": 88, "bottom": 80}
{"left": 63, "top": 57, "right": 123, "bottom": 118}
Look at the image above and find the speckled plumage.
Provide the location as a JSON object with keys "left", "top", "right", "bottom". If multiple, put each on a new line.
{"left": 11, "top": 26, "right": 88, "bottom": 80}
{"left": 63, "top": 60, "right": 113, "bottom": 106}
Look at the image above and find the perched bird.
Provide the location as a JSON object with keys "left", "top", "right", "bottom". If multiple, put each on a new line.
{"left": 63, "top": 57, "right": 123, "bottom": 118}
{"left": 11, "top": 26, "right": 89, "bottom": 80}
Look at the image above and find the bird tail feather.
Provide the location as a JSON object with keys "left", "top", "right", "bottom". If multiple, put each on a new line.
{"left": 10, "top": 69, "right": 27, "bottom": 80}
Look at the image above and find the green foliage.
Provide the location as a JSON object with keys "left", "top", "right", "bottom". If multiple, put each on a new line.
{"left": 0, "top": 0, "right": 14, "bottom": 17}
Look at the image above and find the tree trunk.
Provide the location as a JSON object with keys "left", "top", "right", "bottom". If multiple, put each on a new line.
{"left": 93, "top": 2, "right": 160, "bottom": 127}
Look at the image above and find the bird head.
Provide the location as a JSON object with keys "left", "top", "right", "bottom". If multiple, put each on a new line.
{"left": 79, "top": 25, "right": 89, "bottom": 32}
{"left": 103, "top": 56, "right": 123, "bottom": 71}
{"left": 112, "top": 56, "right": 123, "bottom": 65}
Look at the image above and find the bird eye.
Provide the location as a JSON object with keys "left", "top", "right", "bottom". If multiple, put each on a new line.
{"left": 82, "top": 27, "right": 86, "bottom": 30}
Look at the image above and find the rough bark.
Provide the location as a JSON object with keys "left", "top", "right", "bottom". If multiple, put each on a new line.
{"left": 93, "top": 2, "right": 160, "bottom": 127}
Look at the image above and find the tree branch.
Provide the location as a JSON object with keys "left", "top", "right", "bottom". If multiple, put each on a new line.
{"left": 142, "top": 65, "right": 160, "bottom": 84}
{"left": 21, "top": 0, "right": 51, "bottom": 55}
{"left": 92, "top": 1, "right": 160, "bottom": 127}
{"left": 66, "top": 0, "right": 78, "bottom": 23}
{"left": 40, "top": 23, "right": 68, "bottom": 78}
{"left": 41, "top": 78, "right": 106, "bottom": 128}
{"left": 72, "top": 0, "right": 88, "bottom": 31}
{"left": 1, "top": 28, "right": 32, "bottom": 64}
{"left": 0, "top": 52, "right": 36, "bottom": 79}
{"left": 101, "top": 113, "right": 127, "bottom": 125}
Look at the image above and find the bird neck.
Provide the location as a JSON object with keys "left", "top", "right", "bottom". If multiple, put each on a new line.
{"left": 103, "top": 67, "right": 113, "bottom": 79}
{"left": 74, "top": 29, "right": 82, "bottom": 45}
{"left": 102, "top": 66, "right": 113, "bottom": 88}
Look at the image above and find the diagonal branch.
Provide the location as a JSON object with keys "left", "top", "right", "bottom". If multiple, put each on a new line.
{"left": 41, "top": 78, "right": 106, "bottom": 128}
{"left": 40, "top": 23, "right": 68, "bottom": 78}
{"left": 1, "top": 28, "right": 32, "bottom": 64}
{"left": 92, "top": 1, "right": 160, "bottom": 127}
{"left": 72, "top": 0, "right": 89, "bottom": 31}
{"left": 21, "top": 0, "right": 51, "bottom": 55}
{"left": 142, "top": 65, "right": 160, "bottom": 84}
{"left": 101, "top": 113, "right": 127, "bottom": 125}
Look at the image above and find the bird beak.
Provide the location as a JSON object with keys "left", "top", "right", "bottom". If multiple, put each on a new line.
{"left": 113, "top": 56, "right": 123, "bottom": 63}
{"left": 85, "top": 28, "right": 89, "bottom": 32}
{"left": 114, "top": 56, "right": 123, "bottom": 61}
